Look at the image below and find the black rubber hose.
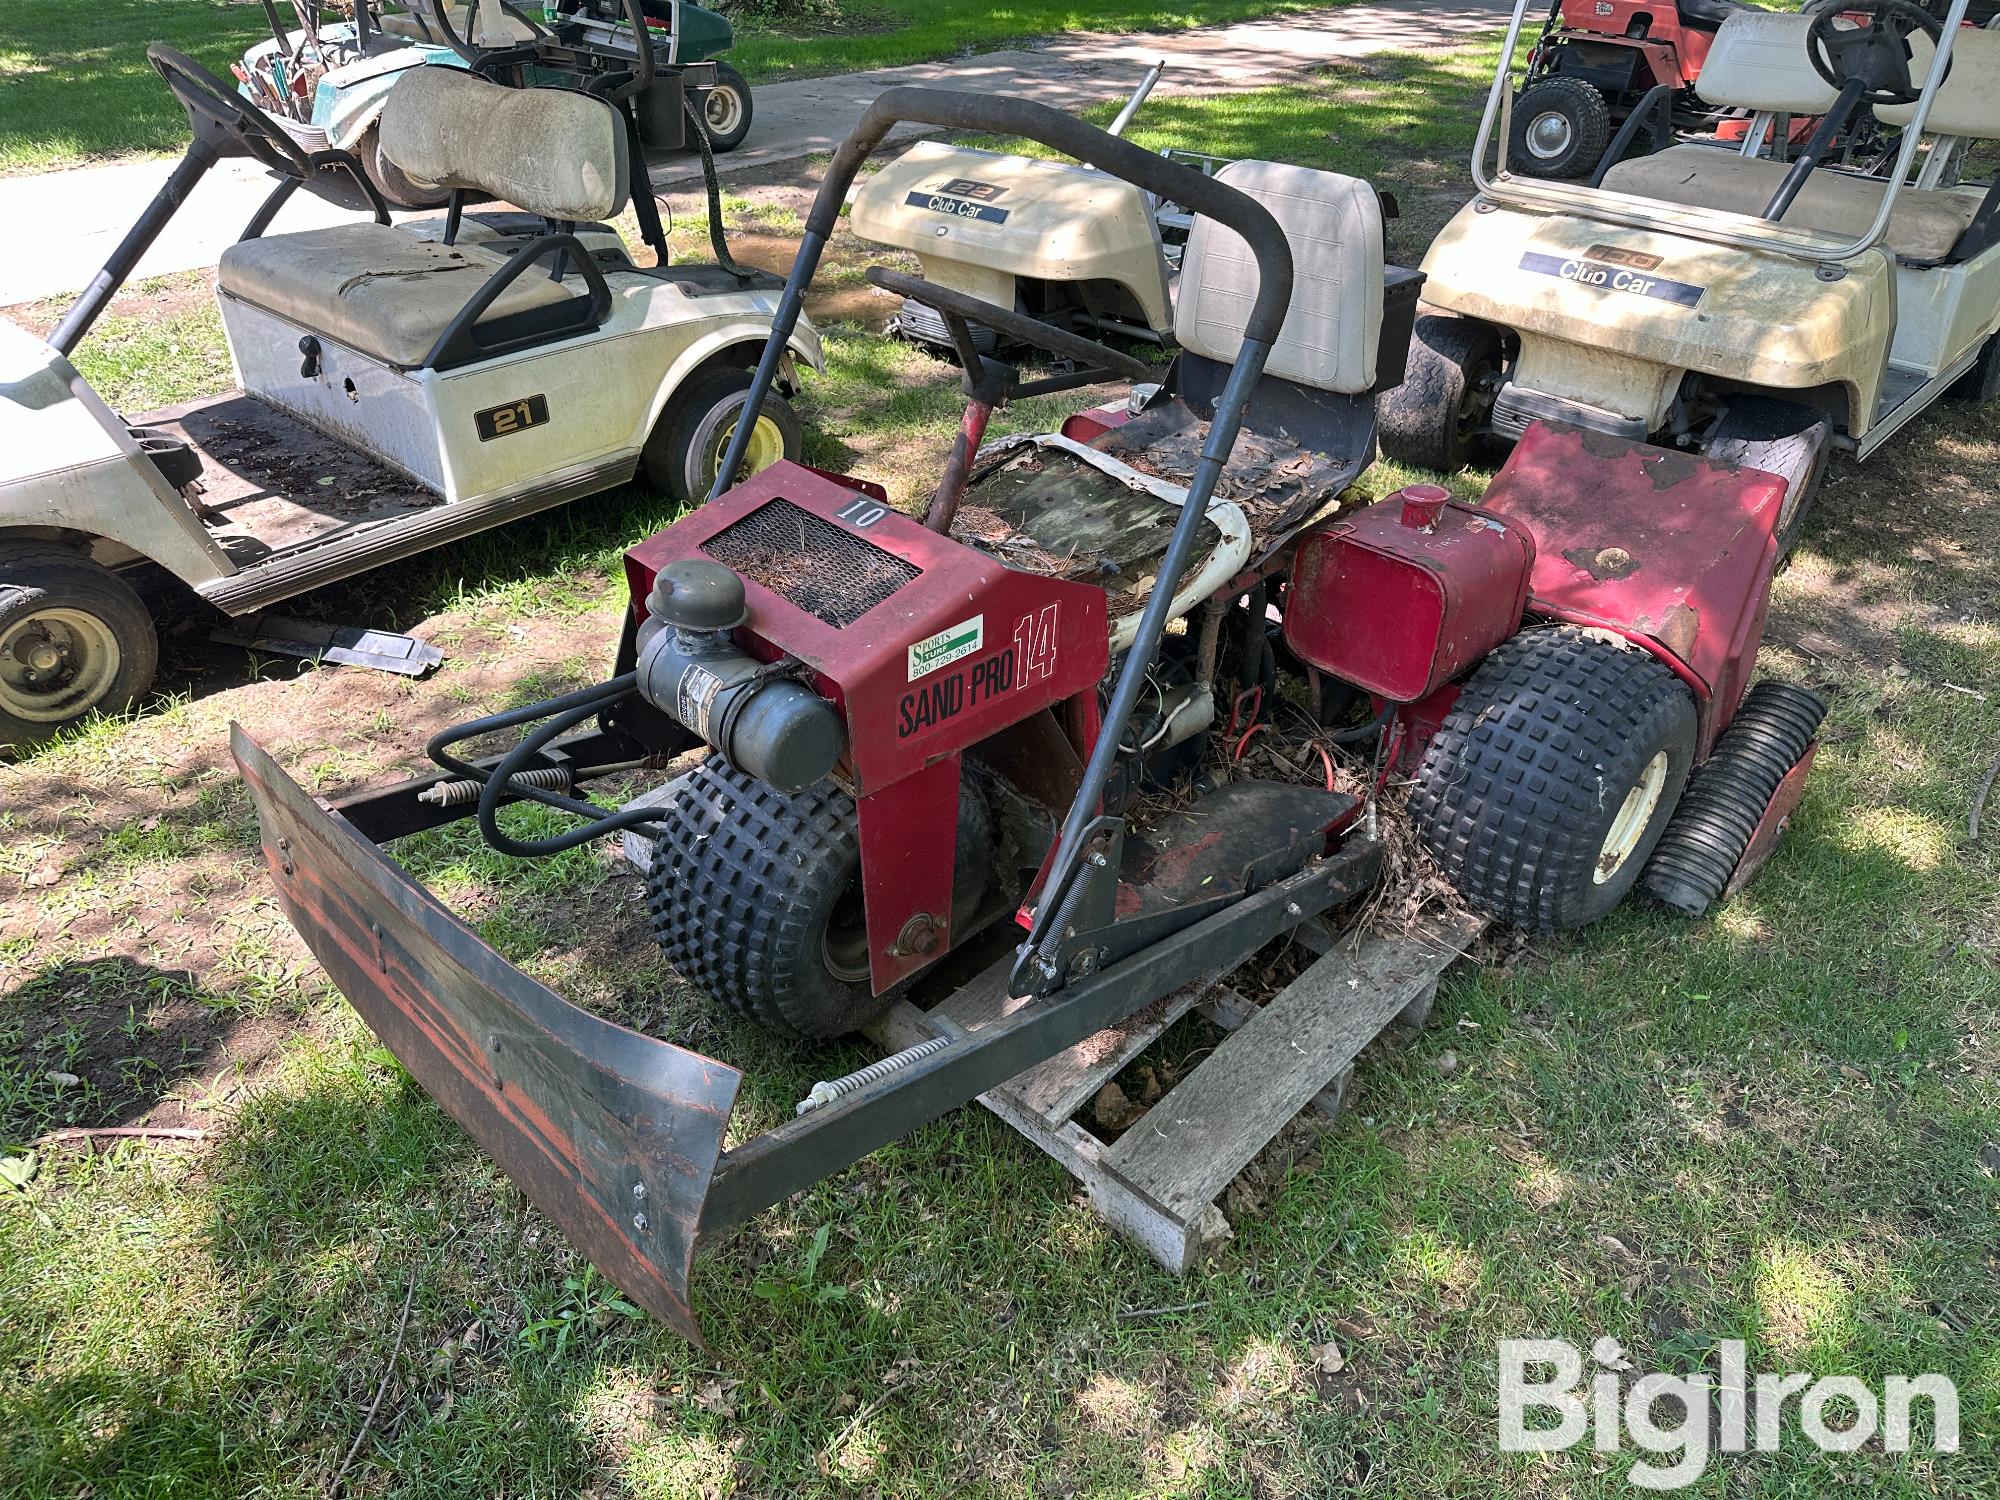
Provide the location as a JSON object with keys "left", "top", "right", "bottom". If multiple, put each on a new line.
{"left": 426, "top": 674, "right": 640, "bottom": 780}
{"left": 475, "top": 690, "right": 676, "bottom": 858}
{"left": 685, "top": 95, "right": 752, "bottom": 281}
{"left": 1328, "top": 701, "right": 1393, "bottom": 745}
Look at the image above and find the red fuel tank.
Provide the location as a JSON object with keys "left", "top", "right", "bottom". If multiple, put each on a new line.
{"left": 1283, "top": 486, "right": 1537, "bottom": 703}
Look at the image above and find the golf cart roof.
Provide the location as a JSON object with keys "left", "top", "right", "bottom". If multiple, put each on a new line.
{"left": 1470, "top": 0, "right": 1988, "bottom": 263}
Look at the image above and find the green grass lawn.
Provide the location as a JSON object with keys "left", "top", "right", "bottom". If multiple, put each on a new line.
{"left": 0, "top": 0, "right": 1339, "bottom": 175}
{"left": 3, "top": 44, "right": 1999, "bottom": 1500}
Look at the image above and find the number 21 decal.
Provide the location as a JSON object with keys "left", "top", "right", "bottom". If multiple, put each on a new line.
{"left": 474, "top": 393, "right": 550, "bottom": 441}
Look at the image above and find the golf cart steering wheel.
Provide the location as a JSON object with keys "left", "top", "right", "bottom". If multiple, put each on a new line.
{"left": 1805, "top": 0, "right": 1945, "bottom": 108}
{"left": 421, "top": 0, "right": 554, "bottom": 72}
{"left": 148, "top": 44, "right": 317, "bottom": 179}
{"left": 865, "top": 266, "right": 1153, "bottom": 381}
{"left": 428, "top": 0, "right": 657, "bottom": 102}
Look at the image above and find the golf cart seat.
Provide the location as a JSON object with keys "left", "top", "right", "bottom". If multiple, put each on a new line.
{"left": 1601, "top": 13, "right": 1997, "bottom": 261}
{"left": 216, "top": 67, "right": 626, "bottom": 369}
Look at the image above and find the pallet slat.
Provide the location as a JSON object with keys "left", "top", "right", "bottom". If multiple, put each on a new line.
{"left": 1103, "top": 914, "right": 1482, "bottom": 1220}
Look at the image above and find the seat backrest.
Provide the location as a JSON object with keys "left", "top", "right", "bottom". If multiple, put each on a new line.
{"left": 1877, "top": 29, "right": 2000, "bottom": 138}
{"left": 1173, "top": 160, "right": 1384, "bottom": 395}
{"left": 379, "top": 67, "right": 630, "bottom": 223}
{"left": 1695, "top": 11, "right": 1840, "bottom": 114}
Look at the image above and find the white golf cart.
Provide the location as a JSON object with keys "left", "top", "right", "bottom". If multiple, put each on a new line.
{"left": 1382, "top": 0, "right": 2000, "bottom": 553}
{"left": 0, "top": 45, "right": 819, "bottom": 752}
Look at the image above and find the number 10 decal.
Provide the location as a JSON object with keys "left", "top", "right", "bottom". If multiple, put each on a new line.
{"left": 1014, "top": 604, "right": 1059, "bottom": 684}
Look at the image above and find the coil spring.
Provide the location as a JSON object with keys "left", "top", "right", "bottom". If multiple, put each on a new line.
{"left": 795, "top": 1034, "right": 953, "bottom": 1116}
{"left": 417, "top": 765, "right": 573, "bottom": 808}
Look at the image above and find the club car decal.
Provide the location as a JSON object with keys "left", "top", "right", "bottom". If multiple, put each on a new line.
{"left": 904, "top": 180, "right": 1013, "bottom": 224}
{"left": 1518, "top": 251, "right": 1704, "bottom": 307}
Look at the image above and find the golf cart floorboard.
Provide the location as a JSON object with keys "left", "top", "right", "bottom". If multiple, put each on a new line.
{"left": 142, "top": 392, "right": 435, "bottom": 555}
{"left": 867, "top": 909, "right": 1486, "bottom": 1274}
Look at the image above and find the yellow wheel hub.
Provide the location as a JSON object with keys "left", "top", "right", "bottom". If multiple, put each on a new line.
{"left": 713, "top": 411, "right": 786, "bottom": 484}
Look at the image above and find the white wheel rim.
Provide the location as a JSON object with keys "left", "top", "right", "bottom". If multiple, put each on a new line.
{"left": 0, "top": 607, "right": 123, "bottom": 724}
{"left": 1594, "top": 750, "right": 1669, "bottom": 884}
{"left": 703, "top": 85, "right": 743, "bottom": 138}
{"left": 1526, "top": 111, "right": 1573, "bottom": 160}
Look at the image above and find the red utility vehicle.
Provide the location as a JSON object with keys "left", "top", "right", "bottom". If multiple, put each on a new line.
{"left": 1513, "top": 0, "right": 1753, "bottom": 176}
{"left": 233, "top": 87, "right": 1825, "bottom": 1343}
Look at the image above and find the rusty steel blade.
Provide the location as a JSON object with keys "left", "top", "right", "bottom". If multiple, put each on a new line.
{"left": 231, "top": 725, "right": 741, "bottom": 1346}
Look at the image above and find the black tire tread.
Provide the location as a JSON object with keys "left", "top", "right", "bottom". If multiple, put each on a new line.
{"left": 1638, "top": 681, "right": 1827, "bottom": 916}
{"left": 1410, "top": 627, "right": 1696, "bottom": 931}
{"left": 0, "top": 544, "right": 158, "bottom": 751}
{"left": 1509, "top": 75, "right": 1613, "bottom": 179}
{"left": 643, "top": 366, "right": 804, "bottom": 503}
{"left": 646, "top": 758, "right": 872, "bottom": 1039}
{"left": 1376, "top": 314, "right": 1502, "bottom": 474}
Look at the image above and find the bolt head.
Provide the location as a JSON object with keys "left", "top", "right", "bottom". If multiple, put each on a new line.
{"left": 632, "top": 1212, "right": 649, "bottom": 1233}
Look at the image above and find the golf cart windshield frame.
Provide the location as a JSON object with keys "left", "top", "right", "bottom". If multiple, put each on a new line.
{"left": 1470, "top": 0, "right": 1975, "bottom": 262}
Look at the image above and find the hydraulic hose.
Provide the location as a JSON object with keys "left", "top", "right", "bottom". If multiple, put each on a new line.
{"left": 426, "top": 673, "right": 676, "bottom": 858}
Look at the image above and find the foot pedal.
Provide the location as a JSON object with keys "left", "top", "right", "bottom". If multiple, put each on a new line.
{"left": 1640, "top": 681, "right": 1827, "bottom": 916}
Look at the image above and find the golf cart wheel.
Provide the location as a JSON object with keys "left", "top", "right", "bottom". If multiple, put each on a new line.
{"left": 1377, "top": 315, "right": 1503, "bottom": 474}
{"left": 646, "top": 759, "right": 993, "bottom": 1039}
{"left": 696, "top": 63, "right": 753, "bottom": 152}
{"left": 1509, "top": 76, "right": 1611, "bottom": 179}
{"left": 643, "top": 367, "right": 803, "bottom": 503}
{"left": 1951, "top": 332, "right": 2000, "bottom": 403}
{"left": 0, "top": 546, "right": 157, "bottom": 755}
{"left": 1639, "top": 681, "right": 1827, "bottom": 917}
{"left": 358, "top": 125, "right": 449, "bottom": 211}
{"left": 1410, "top": 626, "right": 1697, "bottom": 931}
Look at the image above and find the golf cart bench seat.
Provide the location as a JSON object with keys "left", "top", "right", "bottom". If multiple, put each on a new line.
{"left": 219, "top": 226, "right": 582, "bottom": 367}
{"left": 1601, "top": 13, "right": 2000, "bottom": 262}
{"left": 215, "top": 67, "right": 628, "bottom": 368}
{"left": 1601, "top": 146, "right": 1981, "bottom": 260}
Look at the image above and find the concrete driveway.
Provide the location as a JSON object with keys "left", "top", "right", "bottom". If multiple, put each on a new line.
{"left": 0, "top": 0, "right": 1511, "bottom": 306}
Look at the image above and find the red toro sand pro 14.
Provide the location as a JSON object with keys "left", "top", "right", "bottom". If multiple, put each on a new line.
{"left": 233, "top": 87, "right": 1828, "bottom": 1344}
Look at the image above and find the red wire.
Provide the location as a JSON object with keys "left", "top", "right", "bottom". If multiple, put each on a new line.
{"left": 1233, "top": 722, "right": 1266, "bottom": 761}
{"left": 1313, "top": 742, "right": 1336, "bottom": 791}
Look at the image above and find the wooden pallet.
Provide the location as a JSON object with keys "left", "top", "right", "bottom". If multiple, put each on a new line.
{"left": 869, "top": 909, "right": 1485, "bottom": 1273}
{"left": 621, "top": 799, "right": 1482, "bottom": 1273}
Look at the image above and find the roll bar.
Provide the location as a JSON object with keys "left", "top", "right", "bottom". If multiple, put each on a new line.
{"left": 711, "top": 86, "right": 1297, "bottom": 995}
{"left": 1470, "top": 0, "right": 1974, "bottom": 263}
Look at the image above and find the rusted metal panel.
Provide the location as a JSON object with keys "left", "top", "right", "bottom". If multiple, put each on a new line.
{"left": 231, "top": 726, "right": 740, "bottom": 1346}
{"left": 1726, "top": 741, "right": 1818, "bottom": 897}
{"left": 1481, "top": 421, "right": 1788, "bottom": 748}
